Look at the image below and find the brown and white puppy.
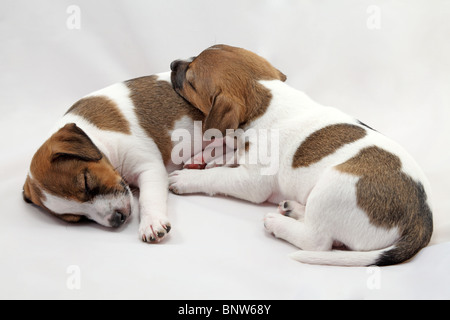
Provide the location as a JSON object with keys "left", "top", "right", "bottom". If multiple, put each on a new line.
{"left": 168, "top": 45, "right": 433, "bottom": 266}
{"left": 23, "top": 72, "right": 203, "bottom": 242}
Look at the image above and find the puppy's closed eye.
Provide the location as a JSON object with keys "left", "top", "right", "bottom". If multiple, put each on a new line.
{"left": 84, "top": 171, "right": 91, "bottom": 194}
{"left": 187, "top": 80, "right": 196, "bottom": 92}
{"left": 79, "top": 170, "right": 98, "bottom": 198}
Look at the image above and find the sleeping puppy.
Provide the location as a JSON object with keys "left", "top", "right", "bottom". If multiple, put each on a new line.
{"left": 168, "top": 45, "right": 433, "bottom": 266}
{"left": 23, "top": 72, "right": 203, "bottom": 242}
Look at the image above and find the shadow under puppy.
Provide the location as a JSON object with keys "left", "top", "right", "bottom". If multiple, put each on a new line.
{"left": 169, "top": 45, "right": 433, "bottom": 266}
{"left": 23, "top": 72, "right": 203, "bottom": 242}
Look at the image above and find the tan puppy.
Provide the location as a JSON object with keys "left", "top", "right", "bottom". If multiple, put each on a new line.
{"left": 168, "top": 45, "right": 433, "bottom": 266}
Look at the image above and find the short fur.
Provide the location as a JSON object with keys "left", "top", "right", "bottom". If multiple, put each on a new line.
{"left": 168, "top": 45, "right": 433, "bottom": 266}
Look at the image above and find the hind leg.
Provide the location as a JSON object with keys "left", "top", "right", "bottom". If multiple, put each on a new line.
{"left": 278, "top": 200, "right": 305, "bottom": 220}
{"left": 264, "top": 213, "right": 332, "bottom": 251}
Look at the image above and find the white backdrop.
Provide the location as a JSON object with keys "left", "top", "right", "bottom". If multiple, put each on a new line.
{"left": 1, "top": 0, "right": 449, "bottom": 299}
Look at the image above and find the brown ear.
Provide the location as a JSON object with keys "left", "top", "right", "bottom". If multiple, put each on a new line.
{"left": 22, "top": 175, "right": 44, "bottom": 206}
{"left": 277, "top": 69, "right": 287, "bottom": 82}
{"left": 204, "top": 94, "right": 244, "bottom": 135}
{"left": 51, "top": 123, "right": 102, "bottom": 162}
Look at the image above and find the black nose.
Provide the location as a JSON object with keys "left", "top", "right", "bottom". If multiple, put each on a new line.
{"left": 170, "top": 59, "right": 181, "bottom": 71}
{"left": 110, "top": 211, "right": 126, "bottom": 228}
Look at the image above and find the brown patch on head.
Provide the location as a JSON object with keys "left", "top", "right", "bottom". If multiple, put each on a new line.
{"left": 23, "top": 175, "right": 82, "bottom": 223}
{"left": 171, "top": 44, "right": 287, "bottom": 134}
{"left": 24, "top": 123, "right": 125, "bottom": 222}
{"left": 336, "top": 146, "right": 433, "bottom": 265}
{"left": 292, "top": 124, "right": 367, "bottom": 168}
{"left": 126, "top": 76, "right": 204, "bottom": 165}
{"left": 66, "top": 96, "right": 131, "bottom": 134}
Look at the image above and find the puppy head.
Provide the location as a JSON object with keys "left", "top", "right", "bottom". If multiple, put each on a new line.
{"left": 23, "top": 123, "right": 132, "bottom": 228}
{"left": 170, "top": 44, "right": 286, "bottom": 134}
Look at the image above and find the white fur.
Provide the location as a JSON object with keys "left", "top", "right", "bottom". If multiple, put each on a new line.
{"left": 169, "top": 79, "right": 432, "bottom": 266}
{"left": 156, "top": 71, "right": 172, "bottom": 83}
{"left": 41, "top": 74, "right": 198, "bottom": 241}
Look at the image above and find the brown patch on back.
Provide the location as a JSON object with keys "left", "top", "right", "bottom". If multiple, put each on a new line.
{"left": 336, "top": 146, "right": 433, "bottom": 265}
{"left": 66, "top": 96, "right": 131, "bottom": 134}
{"left": 126, "top": 76, "right": 204, "bottom": 165}
{"left": 292, "top": 124, "right": 367, "bottom": 168}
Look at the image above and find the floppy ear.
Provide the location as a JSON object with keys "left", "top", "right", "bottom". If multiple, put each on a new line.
{"left": 204, "top": 94, "right": 244, "bottom": 135}
{"left": 22, "top": 175, "right": 43, "bottom": 206}
{"left": 51, "top": 123, "right": 102, "bottom": 162}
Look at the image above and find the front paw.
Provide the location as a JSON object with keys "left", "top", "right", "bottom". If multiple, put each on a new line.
{"left": 264, "top": 212, "right": 287, "bottom": 238}
{"left": 168, "top": 170, "right": 197, "bottom": 195}
{"left": 139, "top": 219, "right": 171, "bottom": 243}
